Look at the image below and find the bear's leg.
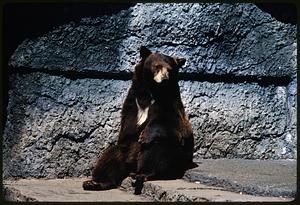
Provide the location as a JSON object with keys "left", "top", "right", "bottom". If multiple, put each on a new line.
{"left": 132, "top": 173, "right": 157, "bottom": 195}
{"left": 82, "top": 144, "right": 134, "bottom": 191}
{"left": 133, "top": 174, "right": 145, "bottom": 195}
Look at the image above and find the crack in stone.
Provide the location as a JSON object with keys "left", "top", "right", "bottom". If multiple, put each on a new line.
{"left": 177, "top": 187, "right": 224, "bottom": 191}
{"left": 49, "top": 125, "right": 100, "bottom": 152}
{"left": 9, "top": 66, "right": 292, "bottom": 87}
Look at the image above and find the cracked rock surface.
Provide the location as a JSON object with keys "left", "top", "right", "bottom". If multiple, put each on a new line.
{"left": 3, "top": 73, "right": 129, "bottom": 178}
{"left": 9, "top": 3, "right": 296, "bottom": 77}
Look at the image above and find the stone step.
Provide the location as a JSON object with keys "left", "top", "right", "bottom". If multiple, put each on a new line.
{"left": 120, "top": 178, "right": 292, "bottom": 202}
{"left": 3, "top": 159, "right": 296, "bottom": 202}
{"left": 183, "top": 159, "right": 297, "bottom": 198}
{"left": 3, "top": 178, "right": 149, "bottom": 202}
{"left": 4, "top": 178, "right": 292, "bottom": 202}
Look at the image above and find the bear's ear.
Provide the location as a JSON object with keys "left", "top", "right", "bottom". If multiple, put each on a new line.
{"left": 140, "top": 46, "right": 152, "bottom": 59}
{"left": 174, "top": 57, "right": 186, "bottom": 67}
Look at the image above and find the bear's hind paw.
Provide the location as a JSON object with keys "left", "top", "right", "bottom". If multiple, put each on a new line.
{"left": 82, "top": 180, "right": 115, "bottom": 191}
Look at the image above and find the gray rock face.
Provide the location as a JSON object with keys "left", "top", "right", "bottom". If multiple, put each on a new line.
{"left": 4, "top": 3, "right": 297, "bottom": 179}
{"left": 10, "top": 3, "right": 296, "bottom": 77}
{"left": 180, "top": 81, "right": 295, "bottom": 159}
{"left": 3, "top": 73, "right": 129, "bottom": 178}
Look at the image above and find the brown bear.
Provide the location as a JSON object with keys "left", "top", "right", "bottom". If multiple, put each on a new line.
{"left": 129, "top": 47, "right": 197, "bottom": 194}
{"left": 82, "top": 46, "right": 196, "bottom": 192}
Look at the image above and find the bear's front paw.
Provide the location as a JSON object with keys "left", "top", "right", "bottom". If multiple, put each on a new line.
{"left": 138, "top": 137, "right": 146, "bottom": 144}
{"left": 138, "top": 136, "right": 154, "bottom": 146}
{"left": 138, "top": 130, "right": 153, "bottom": 145}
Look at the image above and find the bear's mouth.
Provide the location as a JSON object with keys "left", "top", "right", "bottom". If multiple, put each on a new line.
{"left": 152, "top": 78, "right": 170, "bottom": 88}
{"left": 153, "top": 68, "right": 169, "bottom": 83}
{"left": 153, "top": 75, "right": 169, "bottom": 83}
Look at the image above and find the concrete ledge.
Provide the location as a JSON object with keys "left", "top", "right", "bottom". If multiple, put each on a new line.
{"left": 183, "top": 159, "right": 296, "bottom": 198}
{"left": 3, "top": 178, "right": 149, "bottom": 202}
{"left": 120, "top": 178, "right": 291, "bottom": 202}
{"left": 3, "top": 186, "right": 36, "bottom": 202}
{"left": 4, "top": 178, "right": 291, "bottom": 202}
{"left": 3, "top": 159, "right": 296, "bottom": 202}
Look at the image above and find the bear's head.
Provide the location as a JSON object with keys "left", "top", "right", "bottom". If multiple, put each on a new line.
{"left": 135, "top": 46, "right": 186, "bottom": 85}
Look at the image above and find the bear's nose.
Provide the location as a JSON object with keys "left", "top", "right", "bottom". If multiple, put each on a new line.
{"left": 153, "top": 67, "right": 169, "bottom": 83}
{"left": 161, "top": 68, "right": 169, "bottom": 80}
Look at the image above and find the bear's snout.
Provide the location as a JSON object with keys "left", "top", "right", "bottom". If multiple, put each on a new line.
{"left": 153, "top": 67, "right": 169, "bottom": 83}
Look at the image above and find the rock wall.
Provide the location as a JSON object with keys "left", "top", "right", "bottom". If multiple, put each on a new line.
{"left": 3, "top": 3, "right": 297, "bottom": 179}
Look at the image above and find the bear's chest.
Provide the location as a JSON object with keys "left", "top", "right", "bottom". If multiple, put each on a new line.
{"left": 135, "top": 98, "right": 155, "bottom": 126}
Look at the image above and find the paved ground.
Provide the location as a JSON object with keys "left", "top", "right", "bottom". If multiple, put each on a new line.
{"left": 4, "top": 177, "right": 291, "bottom": 202}
{"left": 120, "top": 177, "right": 291, "bottom": 202}
{"left": 184, "top": 159, "right": 297, "bottom": 198}
{"left": 3, "top": 159, "right": 296, "bottom": 202}
{"left": 3, "top": 178, "right": 149, "bottom": 202}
